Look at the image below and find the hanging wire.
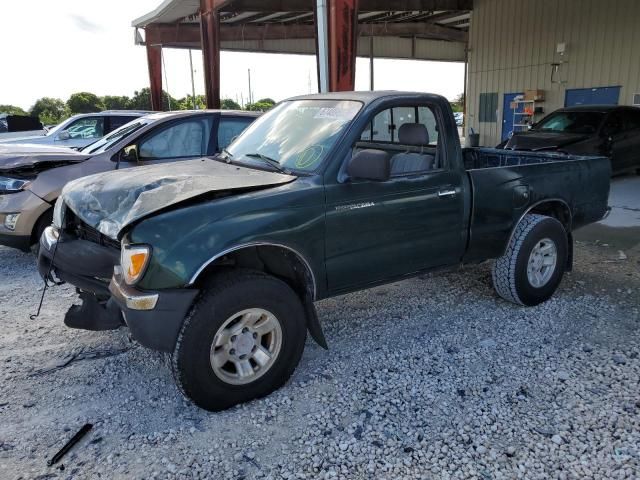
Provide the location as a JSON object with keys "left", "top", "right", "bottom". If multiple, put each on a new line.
{"left": 30, "top": 209, "right": 65, "bottom": 320}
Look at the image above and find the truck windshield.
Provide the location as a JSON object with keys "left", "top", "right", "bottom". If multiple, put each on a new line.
{"left": 224, "top": 99, "right": 362, "bottom": 173}
{"left": 534, "top": 111, "right": 605, "bottom": 134}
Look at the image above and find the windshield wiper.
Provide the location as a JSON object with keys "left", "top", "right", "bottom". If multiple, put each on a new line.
{"left": 245, "top": 153, "right": 291, "bottom": 174}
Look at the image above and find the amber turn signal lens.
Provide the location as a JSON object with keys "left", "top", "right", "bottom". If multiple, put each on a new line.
{"left": 128, "top": 253, "right": 148, "bottom": 278}
{"left": 121, "top": 245, "right": 151, "bottom": 285}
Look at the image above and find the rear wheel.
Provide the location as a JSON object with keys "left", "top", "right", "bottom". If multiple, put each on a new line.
{"left": 172, "top": 270, "right": 307, "bottom": 411}
{"left": 492, "top": 214, "right": 568, "bottom": 306}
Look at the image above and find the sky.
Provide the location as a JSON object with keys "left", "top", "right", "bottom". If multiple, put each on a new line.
{"left": 0, "top": 1, "right": 465, "bottom": 111}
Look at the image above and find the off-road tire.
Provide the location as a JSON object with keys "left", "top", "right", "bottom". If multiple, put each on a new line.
{"left": 171, "top": 269, "right": 307, "bottom": 411}
{"left": 492, "top": 214, "right": 568, "bottom": 306}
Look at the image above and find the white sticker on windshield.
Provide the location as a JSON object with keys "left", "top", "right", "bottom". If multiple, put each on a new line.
{"left": 313, "top": 107, "right": 353, "bottom": 120}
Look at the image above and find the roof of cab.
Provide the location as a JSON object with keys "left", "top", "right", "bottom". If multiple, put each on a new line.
{"left": 287, "top": 90, "right": 447, "bottom": 105}
{"left": 559, "top": 105, "right": 640, "bottom": 113}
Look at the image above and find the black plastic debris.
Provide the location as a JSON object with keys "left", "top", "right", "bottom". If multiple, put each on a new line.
{"left": 47, "top": 423, "right": 93, "bottom": 466}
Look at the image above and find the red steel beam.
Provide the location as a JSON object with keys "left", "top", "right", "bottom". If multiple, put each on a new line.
{"left": 145, "top": 28, "right": 164, "bottom": 111}
{"left": 200, "top": 0, "right": 222, "bottom": 109}
{"left": 327, "top": 0, "right": 358, "bottom": 91}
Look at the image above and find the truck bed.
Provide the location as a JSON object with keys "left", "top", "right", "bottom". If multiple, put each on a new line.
{"left": 462, "top": 147, "right": 599, "bottom": 170}
{"left": 461, "top": 147, "right": 611, "bottom": 264}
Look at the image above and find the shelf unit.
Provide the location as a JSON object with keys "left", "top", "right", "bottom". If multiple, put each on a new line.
{"left": 512, "top": 100, "right": 536, "bottom": 131}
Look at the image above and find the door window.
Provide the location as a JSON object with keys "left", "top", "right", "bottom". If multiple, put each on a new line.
{"left": 360, "top": 107, "right": 438, "bottom": 146}
{"left": 621, "top": 110, "right": 640, "bottom": 131}
{"left": 217, "top": 117, "right": 253, "bottom": 151}
{"left": 138, "top": 117, "right": 213, "bottom": 159}
{"left": 355, "top": 104, "right": 441, "bottom": 176}
{"left": 64, "top": 117, "right": 104, "bottom": 139}
{"left": 360, "top": 109, "right": 391, "bottom": 142}
{"left": 108, "top": 116, "right": 136, "bottom": 133}
{"left": 602, "top": 112, "right": 624, "bottom": 136}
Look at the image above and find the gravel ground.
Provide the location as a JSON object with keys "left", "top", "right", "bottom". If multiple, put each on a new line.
{"left": 0, "top": 234, "right": 639, "bottom": 479}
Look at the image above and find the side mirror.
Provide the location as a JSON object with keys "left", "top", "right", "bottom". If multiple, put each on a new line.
{"left": 56, "top": 131, "right": 71, "bottom": 141}
{"left": 121, "top": 144, "right": 139, "bottom": 163}
{"left": 347, "top": 149, "right": 390, "bottom": 182}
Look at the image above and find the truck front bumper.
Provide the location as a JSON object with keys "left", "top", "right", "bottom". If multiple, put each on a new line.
{"left": 109, "top": 269, "right": 199, "bottom": 352}
{"left": 38, "top": 226, "right": 118, "bottom": 296}
{"left": 39, "top": 226, "right": 199, "bottom": 352}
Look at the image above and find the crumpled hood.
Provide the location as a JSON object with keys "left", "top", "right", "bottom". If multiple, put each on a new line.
{"left": 60, "top": 158, "right": 296, "bottom": 239}
{"left": 505, "top": 131, "right": 589, "bottom": 151}
{"left": 0, "top": 143, "right": 89, "bottom": 172}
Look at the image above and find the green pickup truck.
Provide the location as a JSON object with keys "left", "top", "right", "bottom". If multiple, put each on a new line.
{"left": 39, "top": 91, "right": 610, "bottom": 411}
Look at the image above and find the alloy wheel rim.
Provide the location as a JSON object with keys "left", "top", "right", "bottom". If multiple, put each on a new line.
{"left": 526, "top": 238, "right": 557, "bottom": 288}
{"left": 210, "top": 308, "right": 283, "bottom": 385}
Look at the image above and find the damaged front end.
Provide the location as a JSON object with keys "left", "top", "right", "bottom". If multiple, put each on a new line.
{"left": 38, "top": 206, "right": 124, "bottom": 331}
{"left": 39, "top": 159, "right": 296, "bottom": 348}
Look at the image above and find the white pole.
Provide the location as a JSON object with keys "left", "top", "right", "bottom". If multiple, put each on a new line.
{"left": 188, "top": 49, "right": 197, "bottom": 110}
{"left": 315, "top": 0, "right": 329, "bottom": 93}
{"left": 161, "top": 48, "right": 171, "bottom": 111}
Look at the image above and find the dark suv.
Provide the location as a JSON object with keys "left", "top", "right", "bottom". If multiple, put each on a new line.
{"left": 502, "top": 105, "right": 640, "bottom": 175}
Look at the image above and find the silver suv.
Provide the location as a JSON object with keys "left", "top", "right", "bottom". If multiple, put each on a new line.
{"left": 0, "top": 111, "right": 150, "bottom": 149}
{"left": 0, "top": 110, "right": 259, "bottom": 251}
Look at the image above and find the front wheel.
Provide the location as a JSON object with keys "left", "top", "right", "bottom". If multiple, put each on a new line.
{"left": 492, "top": 214, "right": 568, "bottom": 306}
{"left": 172, "top": 270, "right": 307, "bottom": 411}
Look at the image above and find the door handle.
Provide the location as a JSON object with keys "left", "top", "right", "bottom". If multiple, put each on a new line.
{"left": 438, "top": 189, "right": 457, "bottom": 198}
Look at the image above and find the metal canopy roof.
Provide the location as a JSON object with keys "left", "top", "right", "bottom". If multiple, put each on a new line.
{"left": 134, "top": 0, "right": 470, "bottom": 62}
{"left": 133, "top": 0, "right": 471, "bottom": 35}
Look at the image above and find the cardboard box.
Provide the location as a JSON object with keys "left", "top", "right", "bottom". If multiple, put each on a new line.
{"left": 525, "top": 89, "right": 545, "bottom": 101}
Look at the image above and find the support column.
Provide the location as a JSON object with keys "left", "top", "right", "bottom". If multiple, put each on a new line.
{"left": 369, "top": 34, "right": 374, "bottom": 91}
{"left": 200, "top": 0, "right": 221, "bottom": 109}
{"left": 145, "top": 28, "right": 163, "bottom": 111}
{"left": 314, "top": 0, "right": 329, "bottom": 93}
{"left": 328, "top": 0, "right": 358, "bottom": 92}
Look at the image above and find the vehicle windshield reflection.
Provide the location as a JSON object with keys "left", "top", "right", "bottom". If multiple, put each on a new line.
{"left": 534, "top": 111, "right": 604, "bottom": 134}
{"left": 225, "top": 100, "right": 362, "bottom": 173}
{"left": 81, "top": 120, "right": 149, "bottom": 154}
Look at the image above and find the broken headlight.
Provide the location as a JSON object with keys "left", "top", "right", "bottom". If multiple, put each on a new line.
{"left": 0, "top": 176, "right": 30, "bottom": 194}
{"left": 52, "top": 197, "right": 65, "bottom": 228}
{"left": 121, "top": 244, "right": 151, "bottom": 285}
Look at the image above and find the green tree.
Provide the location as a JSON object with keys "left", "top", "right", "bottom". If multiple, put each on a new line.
{"left": 30, "top": 97, "right": 68, "bottom": 124}
{"left": 102, "top": 95, "right": 131, "bottom": 110}
{"left": 256, "top": 98, "right": 275, "bottom": 106}
{"left": 450, "top": 92, "right": 465, "bottom": 112}
{"left": 129, "top": 88, "right": 176, "bottom": 111}
{"left": 245, "top": 98, "right": 276, "bottom": 112}
{"left": 0, "top": 105, "right": 28, "bottom": 116}
{"left": 220, "top": 98, "right": 241, "bottom": 110}
{"left": 175, "top": 94, "right": 207, "bottom": 110}
{"left": 67, "top": 92, "right": 105, "bottom": 114}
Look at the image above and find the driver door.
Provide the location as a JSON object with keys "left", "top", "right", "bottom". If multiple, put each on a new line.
{"left": 324, "top": 102, "right": 466, "bottom": 293}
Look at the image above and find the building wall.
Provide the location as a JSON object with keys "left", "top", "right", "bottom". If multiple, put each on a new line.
{"left": 467, "top": 0, "right": 640, "bottom": 146}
